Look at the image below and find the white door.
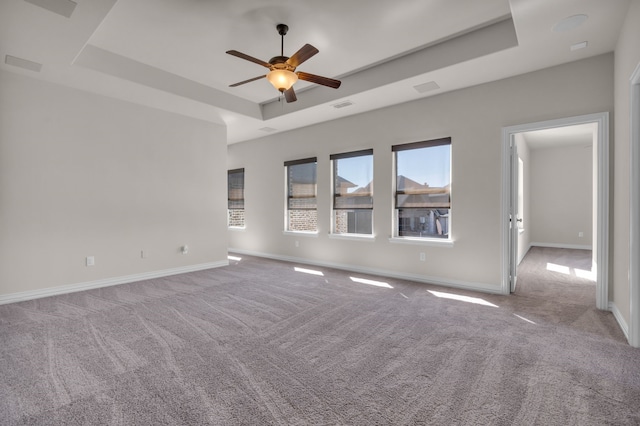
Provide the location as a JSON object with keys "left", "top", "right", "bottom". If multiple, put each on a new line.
{"left": 509, "top": 140, "right": 520, "bottom": 292}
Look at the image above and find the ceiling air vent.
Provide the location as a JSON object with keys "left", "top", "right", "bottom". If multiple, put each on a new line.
{"left": 5, "top": 55, "right": 42, "bottom": 72}
{"left": 23, "top": 0, "right": 77, "bottom": 18}
{"left": 570, "top": 41, "right": 588, "bottom": 51}
{"left": 332, "top": 100, "right": 353, "bottom": 109}
{"left": 413, "top": 81, "right": 440, "bottom": 94}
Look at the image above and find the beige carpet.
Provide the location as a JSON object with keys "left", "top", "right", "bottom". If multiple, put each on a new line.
{"left": 0, "top": 249, "right": 638, "bottom": 425}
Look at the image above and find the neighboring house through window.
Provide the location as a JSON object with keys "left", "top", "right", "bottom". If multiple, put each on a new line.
{"left": 331, "top": 149, "right": 373, "bottom": 235}
{"left": 393, "top": 138, "right": 451, "bottom": 239}
{"left": 227, "top": 168, "right": 245, "bottom": 228}
{"left": 285, "top": 157, "right": 317, "bottom": 232}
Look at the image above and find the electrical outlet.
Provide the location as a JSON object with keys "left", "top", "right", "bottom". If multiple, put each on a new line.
{"left": 181, "top": 245, "right": 189, "bottom": 255}
{"left": 86, "top": 256, "right": 95, "bottom": 266}
{"left": 578, "top": 232, "right": 584, "bottom": 238}
{"left": 295, "top": 241, "right": 299, "bottom": 248}
{"left": 141, "top": 250, "right": 147, "bottom": 259}
{"left": 419, "top": 252, "right": 426, "bottom": 262}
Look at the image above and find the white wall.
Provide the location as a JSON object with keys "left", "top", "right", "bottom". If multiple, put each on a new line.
{"left": 228, "top": 54, "right": 614, "bottom": 293}
{"left": 613, "top": 0, "right": 640, "bottom": 327}
{"left": 529, "top": 144, "right": 592, "bottom": 248}
{"left": 0, "top": 70, "right": 228, "bottom": 299}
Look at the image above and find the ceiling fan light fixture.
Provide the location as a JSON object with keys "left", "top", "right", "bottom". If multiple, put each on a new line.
{"left": 227, "top": 23, "right": 340, "bottom": 102}
{"left": 266, "top": 69, "right": 298, "bottom": 92}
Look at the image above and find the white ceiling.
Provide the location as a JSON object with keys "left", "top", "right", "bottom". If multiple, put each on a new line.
{"left": 521, "top": 123, "right": 596, "bottom": 150}
{"left": 0, "top": 0, "right": 630, "bottom": 144}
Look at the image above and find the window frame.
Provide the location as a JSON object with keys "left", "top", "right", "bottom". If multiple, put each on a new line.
{"left": 330, "top": 149, "right": 374, "bottom": 236}
{"left": 227, "top": 168, "right": 245, "bottom": 228}
{"left": 391, "top": 137, "right": 452, "bottom": 243}
{"left": 284, "top": 157, "right": 318, "bottom": 233}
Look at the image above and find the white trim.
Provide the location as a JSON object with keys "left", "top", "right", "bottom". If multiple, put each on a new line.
{"left": 500, "top": 128, "right": 513, "bottom": 294}
{"left": 328, "top": 233, "right": 376, "bottom": 242}
{"left": 229, "top": 248, "right": 500, "bottom": 294}
{"left": 501, "top": 112, "right": 609, "bottom": 308}
{"left": 596, "top": 113, "right": 610, "bottom": 311}
{"left": 610, "top": 301, "right": 630, "bottom": 341}
{"left": 228, "top": 226, "right": 246, "bottom": 231}
{"left": 529, "top": 242, "right": 592, "bottom": 250}
{"left": 388, "top": 237, "right": 454, "bottom": 248}
{"left": 282, "top": 230, "right": 319, "bottom": 237}
{"left": 629, "top": 62, "right": 640, "bottom": 347}
{"left": 0, "top": 261, "right": 228, "bottom": 306}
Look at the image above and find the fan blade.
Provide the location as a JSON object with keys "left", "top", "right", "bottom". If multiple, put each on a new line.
{"left": 226, "top": 50, "right": 271, "bottom": 68}
{"left": 297, "top": 71, "right": 341, "bottom": 89}
{"left": 284, "top": 87, "right": 297, "bottom": 103}
{"left": 286, "top": 44, "right": 319, "bottom": 68}
{"left": 229, "top": 75, "right": 266, "bottom": 87}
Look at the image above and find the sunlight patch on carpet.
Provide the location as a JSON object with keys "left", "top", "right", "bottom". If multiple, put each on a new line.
{"left": 547, "top": 263, "right": 570, "bottom": 275}
{"left": 514, "top": 313, "right": 537, "bottom": 324}
{"left": 294, "top": 267, "right": 324, "bottom": 276}
{"left": 349, "top": 277, "right": 393, "bottom": 288}
{"left": 228, "top": 255, "right": 242, "bottom": 261}
{"left": 574, "top": 268, "right": 596, "bottom": 281}
{"left": 427, "top": 290, "right": 498, "bottom": 307}
{"left": 546, "top": 262, "right": 595, "bottom": 281}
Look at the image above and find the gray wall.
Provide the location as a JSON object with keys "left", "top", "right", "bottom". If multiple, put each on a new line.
{"left": 529, "top": 144, "right": 593, "bottom": 248}
{"left": 0, "top": 70, "right": 228, "bottom": 298}
{"left": 228, "top": 54, "right": 614, "bottom": 293}
{"left": 613, "top": 0, "right": 640, "bottom": 326}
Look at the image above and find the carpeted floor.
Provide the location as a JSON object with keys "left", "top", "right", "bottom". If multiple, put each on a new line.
{"left": 1, "top": 248, "right": 639, "bottom": 425}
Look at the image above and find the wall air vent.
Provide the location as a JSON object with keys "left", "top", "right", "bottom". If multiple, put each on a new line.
{"left": 413, "top": 81, "right": 440, "bottom": 94}
{"left": 5, "top": 55, "right": 42, "bottom": 72}
{"left": 332, "top": 100, "right": 353, "bottom": 109}
{"left": 259, "top": 127, "right": 277, "bottom": 133}
{"left": 23, "top": 0, "right": 77, "bottom": 18}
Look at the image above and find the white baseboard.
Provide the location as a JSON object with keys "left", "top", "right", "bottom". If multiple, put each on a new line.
{"left": 229, "top": 248, "right": 503, "bottom": 294}
{"left": 530, "top": 242, "right": 592, "bottom": 250}
{"left": 0, "top": 261, "right": 229, "bottom": 306}
{"left": 609, "top": 301, "right": 630, "bottom": 342}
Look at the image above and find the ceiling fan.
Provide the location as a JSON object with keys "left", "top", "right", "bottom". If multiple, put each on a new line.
{"left": 226, "top": 24, "right": 341, "bottom": 103}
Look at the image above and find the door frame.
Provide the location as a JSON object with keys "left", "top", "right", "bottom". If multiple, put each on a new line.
{"left": 629, "top": 63, "right": 640, "bottom": 347}
{"left": 508, "top": 142, "right": 520, "bottom": 292}
{"left": 500, "top": 112, "right": 609, "bottom": 311}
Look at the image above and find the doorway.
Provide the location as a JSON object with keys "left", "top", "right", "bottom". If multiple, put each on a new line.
{"left": 501, "top": 112, "right": 609, "bottom": 310}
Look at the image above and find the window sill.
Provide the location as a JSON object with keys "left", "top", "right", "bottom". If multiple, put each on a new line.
{"left": 329, "top": 233, "right": 376, "bottom": 242}
{"left": 388, "top": 237, "right": 454, "bottom": 248}
{"left": 228, "top": 226, "right": 246, "bottom": 231}
{"left": 283, "top": 230, "right": 319, "bottom": 237}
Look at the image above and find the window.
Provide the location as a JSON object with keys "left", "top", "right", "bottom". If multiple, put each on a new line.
{"left": 393, "top": 138, "right": 451, "bottom": 239}
{"left": 285, "top": 157, "right": 317, "bottom": 232}
{"left": 331, "top": 149, "right": 373, "bottom": 235}
{"left": 227, "top": 168, "right": 245, "bottom": 227}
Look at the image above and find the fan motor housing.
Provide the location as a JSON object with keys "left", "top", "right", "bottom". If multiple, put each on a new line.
{"left": 269, "top": 56, "right": 295, "bottom": 71}
{"left": 269, "top": 56, "right": 288, "bottom": 65}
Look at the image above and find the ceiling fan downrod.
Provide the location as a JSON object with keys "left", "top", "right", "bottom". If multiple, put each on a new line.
{"left": 277, "top": 24, "right": 288, "bottom": 57}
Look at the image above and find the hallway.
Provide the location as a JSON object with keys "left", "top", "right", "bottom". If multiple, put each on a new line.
{"left": 513, "top": 246, "right": 623, "bottom": 340}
